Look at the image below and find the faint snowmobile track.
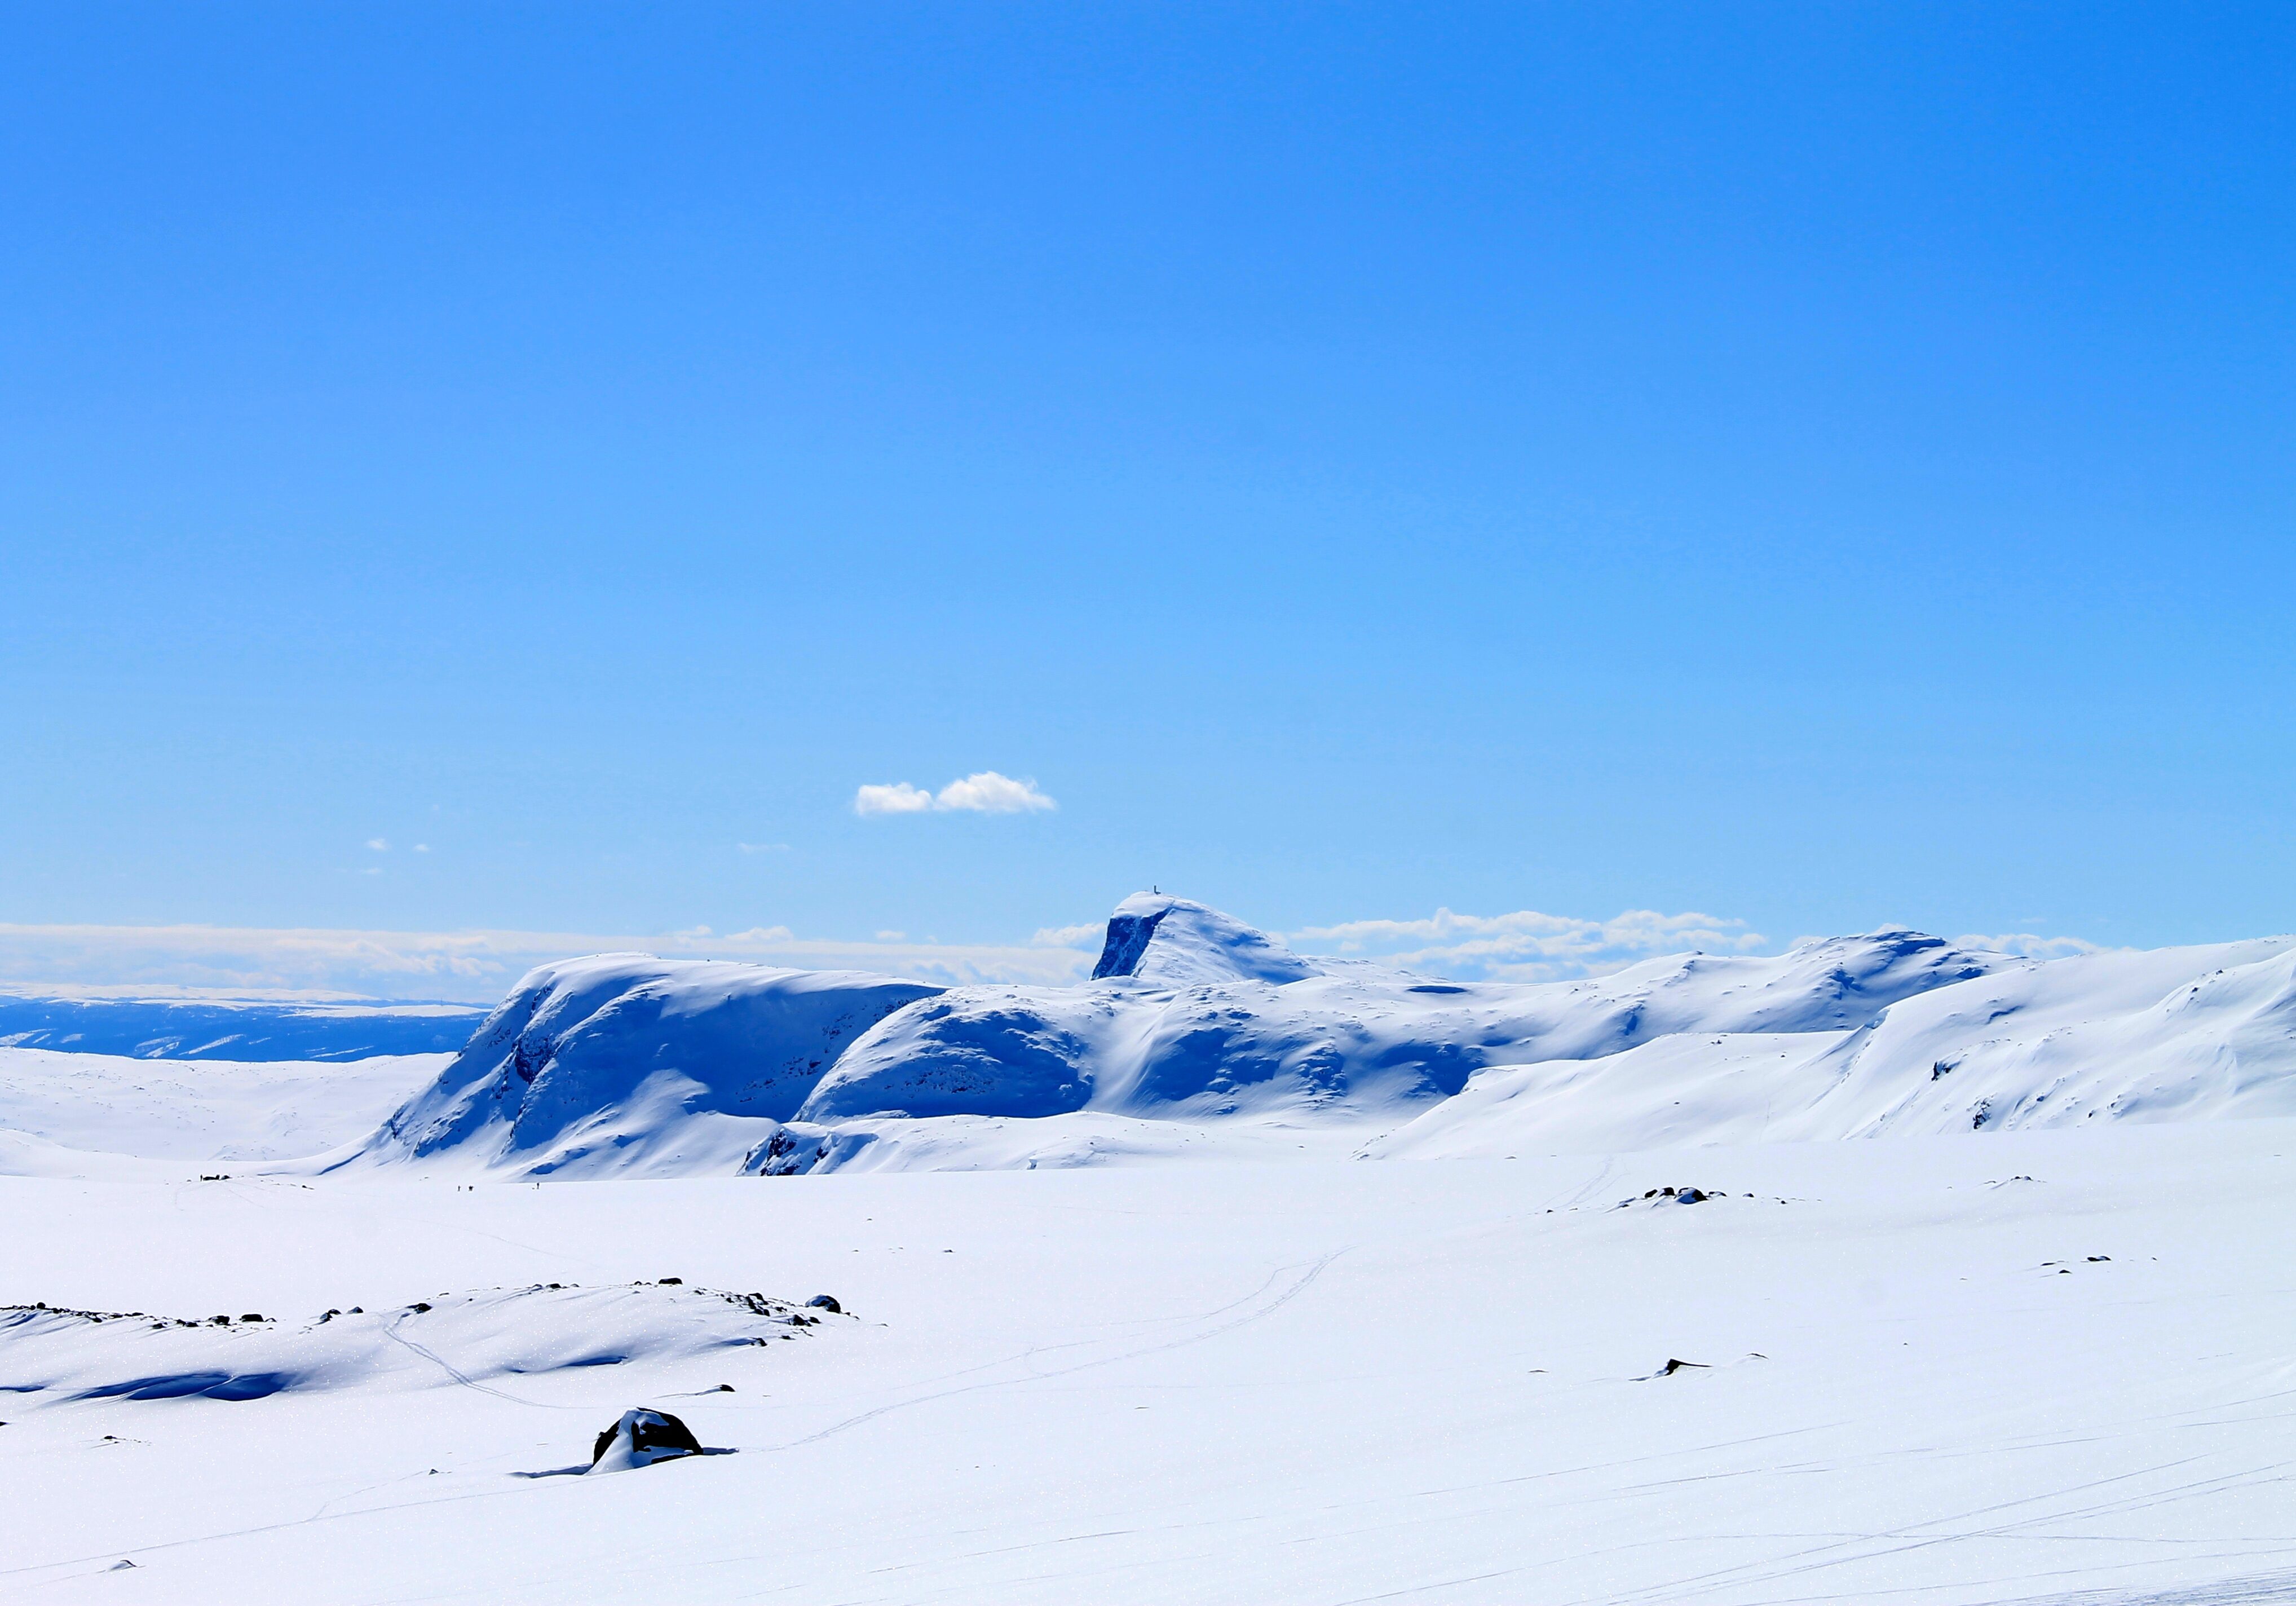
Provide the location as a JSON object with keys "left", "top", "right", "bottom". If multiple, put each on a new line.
{"left": 1572, "top": 1448, "right": 2296, "bottom": 1606}
{"left": 2004, "top": 1565, "right": 2296, "bottom": 1604}
{"left": 377, "top": 1314, "right": 549, "bottom": 1408}
{"left": 775, "top": 1249, "right": 1347, "bottom": 1450}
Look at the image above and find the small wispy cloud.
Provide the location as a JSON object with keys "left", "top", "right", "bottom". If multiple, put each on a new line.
{"left": 1032, "top": 922, "right": 1103, "bottom": 949}
{"left": 413, "top": 844, "right": 430, "bottom": 853}
{"left": 1288, "top": 907, "right": 1770, "bottom": 982}
{"left": 365, "top": 839, "right": 390, "bottom": 851}
{"left": 1956, "top": 932, "right": 2108, "bottom": 960}
{"left": 854, "top": 782, "right": 935, "bottom": 816}
{"left": 935, "top": 772, "right": 1056, "bottom": 813}
{"left": 855, "top": 771, "right": 1057, "bottom": 817}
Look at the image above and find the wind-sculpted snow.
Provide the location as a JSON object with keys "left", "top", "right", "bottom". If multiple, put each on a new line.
{"left": 793, "top": 910, "right": 2014, "bottom": 1131}
{"left": 0, "top": 1281, "right": 836, "bottom": 1406}
{"left": 351, "top": 956, "right": 939, "bottom": 1177}
{"left": 1366, "top": 936, "right": 2296, "bottom": 1157}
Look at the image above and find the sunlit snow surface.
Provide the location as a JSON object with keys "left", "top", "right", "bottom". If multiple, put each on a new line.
{"left": 6, "top": 895, "right": 2296, "bottom": 1602}
{"left": 0, "top": 1047, "right": 446, "bottom": 1175}
{"left": 7, "top": 1135, "right": 2296, "bottom": 1604}
{"left": 317, "top": 897, "right": 2296, "bottom": 1179}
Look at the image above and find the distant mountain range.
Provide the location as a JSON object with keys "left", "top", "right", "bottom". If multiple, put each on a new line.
{"left": 328, "top": 893, "right": 2296, "bottom": 1178}
{"left": 0, "top": 990, "right": 486, "bottom": 1061}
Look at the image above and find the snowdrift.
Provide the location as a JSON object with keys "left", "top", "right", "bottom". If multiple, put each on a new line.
{"left": 348, "top": 956, "right": 940, "bottom": 1177}
{"left": 0, "top": 1281, "right": 837, "bottom": 1406}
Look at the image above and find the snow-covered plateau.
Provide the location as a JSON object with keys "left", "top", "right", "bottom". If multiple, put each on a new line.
{"left": 3, "top": 892, "right": 2295, "bottom": 1603}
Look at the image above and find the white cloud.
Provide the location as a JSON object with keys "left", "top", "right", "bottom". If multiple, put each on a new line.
{"left": 853, "top": 782, "right": 935, "bottom": 816}
{"left": 1032, "top": 921, "right": 1104, "bottom": 948}
{"left": 934, "top": 772, "right": 1056, "bottom": 813}
{"left": 855, "top": 771, "right": 1056, "bottom": 817}
{"left": 0, "top": 920, "right": 1094, "bottom": 1003}
{"left": 1956, "top": 932, "right": 2109, "bottom": 960}
{"left": 875, "top": 930, "right": 907, "bottom": 942}
{"left": 413, "top": 844, "right": 430, "bottom": 853}
{"left": 365, "top": 839, "right": 389, "bottom": 851}
{"left": 1288, "top": 907, "right": 1769, "bottom": 982}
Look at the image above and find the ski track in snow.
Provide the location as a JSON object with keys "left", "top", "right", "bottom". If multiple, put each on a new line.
{"left": 781, "top": 1250, "right": 1346, "bottom": 1450}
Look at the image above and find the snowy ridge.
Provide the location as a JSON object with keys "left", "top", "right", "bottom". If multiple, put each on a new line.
{"left": 348, "top": 955, "right": 940, "bottom": 1177}
{"left": 0, "top": 1279, "right": 840, "bottom": 1406}
{"left": 12, "top": 895, "right": 2291, "bottom": 1181}
{"left": 790, "top": 917, "right": 2015, "bottom": 1132}
{"left": 1090, "top": 893, "right": 1326, "bottom": 985}
{"left": 1365, "top": 935, "right": 2296, "bottom": 1157}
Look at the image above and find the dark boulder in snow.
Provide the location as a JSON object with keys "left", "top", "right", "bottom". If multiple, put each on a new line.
{"left": 806, "top": 1295, "right": 841, "bottom": 1313}
{"left": 589, "top": 1408, "right": 702, "bottom": 1472}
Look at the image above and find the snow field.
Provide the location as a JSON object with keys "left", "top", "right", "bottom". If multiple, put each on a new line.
{"left": 0, "top": 1047, "right": 448, "bottom": 1168}
{"left": 5, "top": 1120, "right": 2296, "bottom": 1604}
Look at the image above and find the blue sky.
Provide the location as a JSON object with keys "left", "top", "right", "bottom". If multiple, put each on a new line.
{"left": 3, "top": 3, "right": 2290, "bottom": 995}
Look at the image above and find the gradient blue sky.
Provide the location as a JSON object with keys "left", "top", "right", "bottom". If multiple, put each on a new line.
{"left": 3, "top": 2, "right": 2290, "bottom": 991}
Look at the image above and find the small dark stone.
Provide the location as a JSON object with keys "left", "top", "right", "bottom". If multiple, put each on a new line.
{"left": 409, "top": 1301, "right": 432, "bottom": 1313}
{"left": 658, "top": 1277, "right": 683, "bottom": 1285}
{"left": 806, "top": 1295, "right": 842, "bottom": 1314}
{"left": 239, "top": 1313, "right": 264, "bottom": 1323}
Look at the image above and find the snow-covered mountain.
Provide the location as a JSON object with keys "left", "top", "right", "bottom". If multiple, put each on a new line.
{"left": 350, "top": 955, "right": 939, "bottom": 1177}
{"left": 794, "top": 895, "right": 2011, "bottom": 1127}
{"left": 1365, "top": 934, "right": 2296, "bottom": 1157}
{"left": 40, "top": 892, "right": 2279, "bottom": 1181}
{"left": 332, "top": 894, "right": 2034, "bottom": 1177}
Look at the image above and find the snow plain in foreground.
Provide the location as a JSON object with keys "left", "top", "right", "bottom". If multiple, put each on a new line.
{"left": 6, "top": 1124, "right": 2296, "bottom": 1605}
